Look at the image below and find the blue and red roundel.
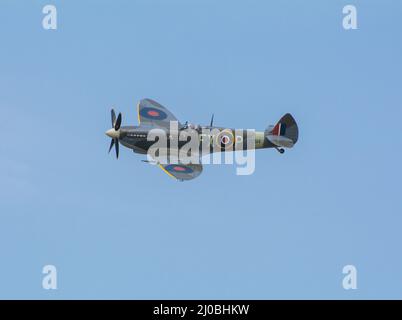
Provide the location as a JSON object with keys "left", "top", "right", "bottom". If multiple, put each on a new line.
{"left": 164, "top": 164, "right": 194, "bottom": 174}
{"left": 139, "top": 107, "right": 168, "bottom": 120}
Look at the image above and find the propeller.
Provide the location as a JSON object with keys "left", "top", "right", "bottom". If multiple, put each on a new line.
{"left": 106, "top": 109, "right": 122, "bottom": 159}
{"left": 115, "top": 112, "right": 122, "bottom": 131}
{"left": 210, "top": 114, "right": 214, "bottom": 127}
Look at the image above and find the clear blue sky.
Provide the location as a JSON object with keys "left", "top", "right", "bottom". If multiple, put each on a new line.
{"left": 0, "top": 0, "right": 401, "bottom": 299}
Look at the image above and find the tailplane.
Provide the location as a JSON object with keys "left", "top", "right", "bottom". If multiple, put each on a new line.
{"left": 265, "top": 113, "right": 299, "bottom": 148}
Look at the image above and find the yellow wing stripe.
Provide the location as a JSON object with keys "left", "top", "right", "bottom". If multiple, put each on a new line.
{"left": 137, "top": 102, "right": 141, "bottom": 125}
{"left": 158, "top": 164, "right": 176, "bottom": 179}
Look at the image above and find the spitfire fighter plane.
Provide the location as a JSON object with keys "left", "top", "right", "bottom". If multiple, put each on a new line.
{"left": 105, "top": 99, "right": 298, "bottom": 181}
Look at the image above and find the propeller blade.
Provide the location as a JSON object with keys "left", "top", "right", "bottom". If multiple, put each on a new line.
{"left": 210, "top": 114, "right": 214, "bottom": 127}
{"left": 108, "top": 138, "right": 115, "bottom": 153}
{"left": 111, "top": 109, "right": 116, "bottom": 127}
{"left": 115, "top": 113, "right": 122, "bottom": 131}
{"left": 115, "top": 139, "right": 119, "bottom": 159}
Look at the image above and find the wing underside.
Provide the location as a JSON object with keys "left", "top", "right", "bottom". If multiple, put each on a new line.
{"left": 137, "top": 98, "right": 181, "bottom": 128}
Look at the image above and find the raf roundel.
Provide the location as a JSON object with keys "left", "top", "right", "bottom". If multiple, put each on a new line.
{"left": 165, "top": 164, "right": 194, "bottom": 174}
{"left": 139, "top": 107, "right": 168, "bottom": 120}
{"left": 216, "top": 130, "right": 234, "bottom": 148}
{"left": 221, "top": 135, "right": 230, "bottom": 145}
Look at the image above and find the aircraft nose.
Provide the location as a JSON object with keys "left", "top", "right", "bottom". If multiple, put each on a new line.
{"left": 105, "top": 128, "right": 120, "bottom": 139}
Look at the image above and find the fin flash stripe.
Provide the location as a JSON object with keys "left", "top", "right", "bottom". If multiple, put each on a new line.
{"left": 272, "top": 123, "right": 286, "bottom": 136}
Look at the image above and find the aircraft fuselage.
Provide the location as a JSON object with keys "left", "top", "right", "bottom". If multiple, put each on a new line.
{"left": 115, "top": 125, "right": 275, "bottom": 155}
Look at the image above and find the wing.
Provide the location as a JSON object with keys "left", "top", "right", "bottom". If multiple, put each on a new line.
{"left": 137, "top": 98, "right": 181, "bottom": 128}
{"left": 158, "top": 163, "right": 203, "bottom": 181}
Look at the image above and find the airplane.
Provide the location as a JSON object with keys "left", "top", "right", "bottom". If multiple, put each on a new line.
{"left": 105, "top": 98, "right": 299, "bottom": 181}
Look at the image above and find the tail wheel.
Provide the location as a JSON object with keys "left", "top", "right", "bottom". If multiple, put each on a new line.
{"left": 275, "top": 147, "right": 285, "bottom": 154}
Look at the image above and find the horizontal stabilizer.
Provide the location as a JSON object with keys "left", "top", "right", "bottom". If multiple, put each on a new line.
{"left": 266, "top": 135, "right": 295, "bottom": 148}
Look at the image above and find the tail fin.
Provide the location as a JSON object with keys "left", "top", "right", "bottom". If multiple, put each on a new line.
{"left": 265, "top": 113, "right": 299, "bottom": 148}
